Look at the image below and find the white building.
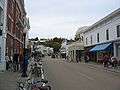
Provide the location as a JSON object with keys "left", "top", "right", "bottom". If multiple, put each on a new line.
{"left": 60, "top": 39, "right": 68, "bottom": 58}
{"left": 0, "top": 0, "right": 7, "bottom": 71}
{"left": 84, "top": 8, "right": 120, "bottom": 61}
{"left": 67, "top": 27, "right": 88, "bottom": 62}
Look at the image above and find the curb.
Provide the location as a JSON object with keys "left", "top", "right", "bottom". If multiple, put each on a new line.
{"left": 86, "top": 62, "right": 120, "bottom": 73}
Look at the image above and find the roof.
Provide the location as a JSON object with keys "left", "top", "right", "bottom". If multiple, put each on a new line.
{"left": 76, "top": 26, "right": 89, "bottom": 35}
{"left": 68, "top": 41, "right": 84, "bottom": 50}
{"left": 84, "top": 8, "right": 120, "bottom": 33}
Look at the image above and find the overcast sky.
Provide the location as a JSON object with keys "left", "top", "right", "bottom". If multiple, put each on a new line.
{"left": 25, "top": 0, "right": 120, "bottom": 39}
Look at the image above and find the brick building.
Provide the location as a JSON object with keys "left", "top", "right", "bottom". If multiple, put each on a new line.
{"left": 6, "top": 0, "right": 26, "bottom": 59}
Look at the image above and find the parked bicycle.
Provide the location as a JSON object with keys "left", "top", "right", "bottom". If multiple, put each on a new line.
{"left": 16, "top": 78, "right": 51, "bottom": 90}
{"left": 31, "top": 79, "right": 51, "bottom": 90}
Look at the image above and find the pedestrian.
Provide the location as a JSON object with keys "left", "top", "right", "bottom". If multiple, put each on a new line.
{"left": 5, "top": 54, "right": 10, "bottom": 70}
{"left": 19, "top": 54, "right": 23, "bottom": 72}
{"left": 13, "top": 53, "right": 19, "bottom": 72}
{"left": 111, "top": 56, "right": 118, "bottom": 67}
{"left": 103, "top": 54, "right": 109, "bottom": 67}
{"left": 21, "top": 49, "right": 30, "bottom": 77}
{"left": 84, "top": 55, "right": 89, "bottom": 63}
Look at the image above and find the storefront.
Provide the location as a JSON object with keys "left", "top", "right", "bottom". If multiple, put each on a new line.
{"left": 90, "top": 43, "right": 113, "bottom": 63}
{"left": 84, "top": 46, "right": 96, "bottom": 62}
{"left": 68, "top": 42, "right": 84, "bottom": 62}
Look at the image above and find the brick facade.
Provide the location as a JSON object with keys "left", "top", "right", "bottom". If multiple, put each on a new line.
{"left": 6, "top": 0, "right": 26, "bottom": 59}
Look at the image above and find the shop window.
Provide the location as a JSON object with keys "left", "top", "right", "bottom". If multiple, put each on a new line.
{"left": 86, "top": 37, "right": 88, "bottom": 45}
{"left": 81, "top": 36, "right": 83, "bottom": 42}
{"left": 106, "top": 29, "right": 109, "bottom": 40}
{"left": 0, "top": 7, "right": 2, "bottom": 23}
{"left": 0, "top": 47, "right": 1, "bottom": 62}
{"left": 97, "top": 33, "right": 99, "bottom": 43}
{"left": 117, "top": 25, "right": 120, "bottom": 37}
{"left": 0, "top": 7, "right": 3, "bottom": 36}
{"left": 7, "top": 17, "right": 12, "bottom": 32}
{"left": 91, "top": 35, "right": 92, "bottom": 44}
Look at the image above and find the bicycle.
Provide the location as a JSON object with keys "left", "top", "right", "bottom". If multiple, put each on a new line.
{"left": 16, "top": 78, "right": 51, "bottom": 90}
{"left": 30, "top": 79, "right": 51, "bottom": 90}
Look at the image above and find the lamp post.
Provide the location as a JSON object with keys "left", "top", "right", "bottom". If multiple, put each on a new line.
{"left": 21, "top": 30, "right": 27, "bottom": 77}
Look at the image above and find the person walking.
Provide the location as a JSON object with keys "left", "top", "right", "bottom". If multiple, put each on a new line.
{"left": 111, "top": 56, "right": 118, "bottom": 68}
{"left": 19, "top": 54, "right": 23, "bottom": 72}
{"left": 84, "top": 55, "right": 89, "bottom": 63}
{"left": 5, "top": 54, "right": 10, "bottom": 70}
{"left": 21, "top": 49, "right": 30, "bottom": 77}
{"left": 13, "top": 53, "right": 19, "bottom": 72}
{"left": 103, "top": 54, "right": 109, "bottom": 67}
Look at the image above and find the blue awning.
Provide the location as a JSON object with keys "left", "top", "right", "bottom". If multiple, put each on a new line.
{"left": 90, "top": 43, "right": 112, "bottom": 52}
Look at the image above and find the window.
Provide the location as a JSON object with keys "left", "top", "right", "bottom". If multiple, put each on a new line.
{"left": 0, "top": 47, "right": 1, "bottom": 62}
{"left": 81, "top": 36, "right": 83, "bottom": 41}
{"left": 97, "top": 33, "right": 99, "bottom": 43}
{"left": 73, "top": 50, "right": 74, "bottom": 59}
{"left": 106, "top": 29, "right": 109, "bottom": 40}
{"left": 7, "top": 17, "right": 12, "bottom": 32}
{"left": 117, "top": 25, "right": 120, "bottom": 37}
{"left": 86, "top": 37, "right": 88, "bottom": 45}
{"left": 0, "top": 7, "right": 3, "bottom": 25}
{"left": 0, "top": 7, "right": 2, "bottom": 36}
{"left": 91, "top": 36, "right": 92, "bottom": 44}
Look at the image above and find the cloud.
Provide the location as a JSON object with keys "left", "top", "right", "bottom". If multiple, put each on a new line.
{"left": 25, "top": 0, "right": 120, "bottom": 39}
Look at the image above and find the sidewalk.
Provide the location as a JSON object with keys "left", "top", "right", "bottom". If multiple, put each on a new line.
{"left": 0, "top": 71, "right": 19, "bottom": 90}
{"left": 60, "top": 57, "right": 120, "bottom": 74}
{"left": 82, "top": 61, "right": 120, "bottom": 73}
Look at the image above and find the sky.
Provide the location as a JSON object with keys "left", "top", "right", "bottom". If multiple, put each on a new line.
{"left": 24, "top": 0, "right": 120, "bottom": 39}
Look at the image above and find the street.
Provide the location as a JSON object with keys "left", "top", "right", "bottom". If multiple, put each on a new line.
{"left": 43, "top": 57, "right": 120, "bottom": 90}
{"left": 0, "top": 71, "right": 18, "bottom": 90}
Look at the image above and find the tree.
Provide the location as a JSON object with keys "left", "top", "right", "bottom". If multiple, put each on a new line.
{"left": 34, "top": 37, "right": 39, "bottom": 41}
{"left": 42, "top": 37, "right": 64, "bottom": 53}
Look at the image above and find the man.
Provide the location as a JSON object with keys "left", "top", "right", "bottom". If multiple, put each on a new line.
{"left": 103, "top": 54, "right": 109, "bottom": 67}
{"left": 111, "top": 56, "right": 118, "bottom": 67}
{"left": 13, "top": 53, "right": 19, "bottom": 71}
{"left": 5, "top": 54, "right": 10, "bottom": 70}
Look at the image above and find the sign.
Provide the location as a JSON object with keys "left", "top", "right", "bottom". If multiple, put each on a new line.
{"left": 0, "top": 47, "right": 1, "bottom": 62}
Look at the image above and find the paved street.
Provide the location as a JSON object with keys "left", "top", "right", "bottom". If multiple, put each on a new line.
{"left": 43, "top": 57, "right": 120, "bottom": 90}
{"left": 0, "top": 71, "right": 18, "bottom": 90}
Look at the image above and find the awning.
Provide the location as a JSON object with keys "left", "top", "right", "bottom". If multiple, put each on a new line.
{"left": 90, "top": 43, "right": 112, "bottom": 52}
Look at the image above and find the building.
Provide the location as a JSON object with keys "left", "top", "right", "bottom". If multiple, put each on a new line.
{"left": 60, "top": 39, "right": 68, "bottom": 58}
{"left": 0, "top": 0, "right": 7, "bottom": 71}
{"left": 24, "top": 17, "right": 30, "bottom": 49}
{"left": 6, "top": 0, "right": 26, "bottom": 58}
{"left": 0, "top": 0, "right": 28, "bottom": 71}
{"left": 67, "top": 27, "right": 88, "bottom": 62}
{"left": 84, "top": 8, "right": 120, "bottom": 62}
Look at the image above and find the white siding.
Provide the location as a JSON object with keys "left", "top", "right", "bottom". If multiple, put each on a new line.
{"left": 84, "top": 14, "right": 120, "bottom": 47}
{"left": 0, "top": 0, "right": 5, "bottom": 9}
